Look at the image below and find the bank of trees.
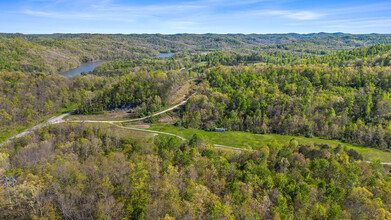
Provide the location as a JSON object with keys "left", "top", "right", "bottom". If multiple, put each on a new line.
{"left": 78, "top": 69, "right": 191, "bottom": 116}
{"left": 1, "top": 123, "right": 390, "bottom": 219}
{"left": 0, "top": 37, "right": 157, "bottom": 75}
{"left": 2, "top": 35, "right": 391, "bottom": 219}
{"left": 2, "top": 33, "right": 391, "bottom": 75}
{"left": 0, "top": 70, "right": 113, "bottom": 141}
{"left": 93, "top": 55, "right": 192, "bottom": 76}
{"left": 195, "top": 44, "right": 391, "bottom": 68}
{"left": 180, "top": 60, "right": 391, "bottom": 150}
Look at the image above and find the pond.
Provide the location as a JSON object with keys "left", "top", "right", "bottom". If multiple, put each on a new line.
{"left": 61, "top": 61, "right": 107, "bottom": 77}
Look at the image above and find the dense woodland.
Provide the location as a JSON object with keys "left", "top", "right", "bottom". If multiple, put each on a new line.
{"left": 1, "top": 33, "right": 391, "bottom": 219}
{"left": 177, "top": 45, "right": 391, "bottom": 150}
{"left": 1, "top": 123, "right": 391, "bottom": 219}
{"left": 1, "top": 33, "right": 391, "bottom": 75}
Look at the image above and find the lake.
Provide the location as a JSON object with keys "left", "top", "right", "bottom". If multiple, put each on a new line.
{"left": 61, "top": 61, "right": 107, "bottom": 77}
{"left": 61, "top": 53, "right": 174, "bottom": 77}
{"left": 155, "top": 52, "right": 174, "bottom": 58}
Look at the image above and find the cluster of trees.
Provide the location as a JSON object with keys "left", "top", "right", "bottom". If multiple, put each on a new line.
{"left": 1, "top": 123, "right": 390, "bottom": 219}
{"left": 2, "top": 33, "right": 391, "bottom": 76}
{"left": 0, "top": 72, "right": 72, "bottom": 132}
{"left": 194, "top": 44, "right": 391, "bottom": 68}
{"left": 301, "top": 44, "right": 391, "bottom": 67}
{"left": 78, "top": 69, "right": 191, "bottom": 116}
{"left": 180, "top": 56, "right": 391, "bottom": 150}
{"left": 0, "top": 68, "right": 118, "bottom": 142}
{"left": 2, "top": 34, "right": 391, "bottom": 219}
{"left": 93, "top": 55, "right": 192, "bottom": 76}
{"left": 196, "top": 51, "right": 303, "bottom": 67}
{"left": 0, "top": 37, "right": 157, "bottom": 75}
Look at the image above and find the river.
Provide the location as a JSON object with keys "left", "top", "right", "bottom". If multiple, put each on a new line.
{"left": 61, "top": 61, "right": 107, "bottom": 77}
{"left": 61, "top": 53, "right": 174, "bottom": 77}
{"left": 155, "top": 52, "right": 174, "bottom": 58}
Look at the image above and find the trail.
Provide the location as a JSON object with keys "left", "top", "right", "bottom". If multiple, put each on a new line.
{"left": 364, "top": 161, "right": 391, "bottom": 165}
{"left": 109, "top": 123, "right": 243, "bottom": 151}
{"left": 0, "top": 109, "right": 76, "bottom": 146}
{"left": 71, "top": 94, "right": 194, "bottom": 123}
{"left": 0, "top": 94, "right": 194, "bottom": 146}
{"left": 4, "top": 92, "right": 391, "bottom": 158}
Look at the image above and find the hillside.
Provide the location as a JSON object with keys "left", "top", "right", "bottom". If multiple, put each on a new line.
{"left": 1, "top": 34, "right": 391, "bottom": 219}
{"left": 1, "top": 33, "right": 391, "bottom": 75}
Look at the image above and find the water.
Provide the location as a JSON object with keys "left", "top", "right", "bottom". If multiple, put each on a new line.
{"left": 61, "top": 53, "right": 174, "bottom": 77}
{"left": 155, "top": 52, "right": 174, "bottom": 58}
{"left": 61, "top": 61, "right": 106, "bottom": 77}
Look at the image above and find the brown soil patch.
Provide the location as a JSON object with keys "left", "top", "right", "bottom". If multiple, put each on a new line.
{"left": 125, "top": 124, "right": 151, "bottom": 129}
{"left": 157, "top": 115, "right": 180, "bottom": 123}
{"left": 168, "top": 80, "right": 194, "bottom": 105}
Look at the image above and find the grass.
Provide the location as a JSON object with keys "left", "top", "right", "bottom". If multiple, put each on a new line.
{"left": 149, "top": 124, "right": 391, "bottom": 162}
{"left": 67, "top": 115, "right": 131, "bottom": 121}
{"left": 0, "top": 126, "right": 27, "bottom": 143}
{"left": 58, "top": 104, "right": 78, "bottom": 115}
{"left": 195, "top": 61, "right": 207, "bottom": 67}
{"left": 253, "top": 62, "right": 268, "bottom": 66}
{"left": 86, "top": 123, "right": 155, "bottom": 141}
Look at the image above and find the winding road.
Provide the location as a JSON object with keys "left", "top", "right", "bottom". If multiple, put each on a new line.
{"left": 1, "top": 95, "right": 194, "bottom": 147}
{"left": 0, "top": 109, "right": 76, "bottom": 147}
{"left": 71, "top": 95, "right": 193, "bottom": 123}
{"left": 0, "top": 93, "right": 243, "bottom": 152}
{"left": 109, "top": 123, "right": 243, "bottom": 151}
{"left": 3, "top": 95, "right": 391, "bottom": 161}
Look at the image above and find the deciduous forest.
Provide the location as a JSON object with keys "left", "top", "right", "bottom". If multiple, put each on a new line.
{"left": 1, "top": 33, "right": 391, "bottom": 219}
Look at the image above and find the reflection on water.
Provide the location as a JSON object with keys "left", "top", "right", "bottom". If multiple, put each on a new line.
{"left": 61, "top": 53, "right": 174, "bottom": 77}
{"left": 156, "top": 53, "right": 174, "bottom": 58}
{"left": 61, "top": 61, "right": 106, "bottom": 77}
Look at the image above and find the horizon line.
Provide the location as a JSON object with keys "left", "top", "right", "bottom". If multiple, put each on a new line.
{"left": 1, "top": 32, "right": 391, "bottom": 36}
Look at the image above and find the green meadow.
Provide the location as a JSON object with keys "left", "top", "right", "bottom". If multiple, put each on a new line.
{"left": 149, "top": 124, "right": 391, "bottom": 162}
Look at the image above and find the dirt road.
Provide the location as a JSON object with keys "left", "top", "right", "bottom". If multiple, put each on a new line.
{"left": 0, "top": 109, "right": 76, "bottom": 146}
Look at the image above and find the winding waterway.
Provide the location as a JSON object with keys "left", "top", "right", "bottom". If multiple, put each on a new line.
{"left": 61, "top": 53, "right": 174, "bottom": 77}
{"left": 61, "top": 61, "right": 107, "bottom": 77}
{"left": 155, "top": 52, "right": 174, "bottom": 58}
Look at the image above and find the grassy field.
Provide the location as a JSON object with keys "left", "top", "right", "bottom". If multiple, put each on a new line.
{"left": 149, "top": 124, "right": 391, "bottom": 162}
{"left": 87, "top": 123, "right": 155, "bottom": 141}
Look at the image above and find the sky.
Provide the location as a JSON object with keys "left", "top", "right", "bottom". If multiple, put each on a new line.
{"left": 0, "top": 0, "right": 391, "bottom": 34}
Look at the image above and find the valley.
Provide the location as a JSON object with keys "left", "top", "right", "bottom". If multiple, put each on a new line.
{"left": 1, "top": 33, "right": 391, "bottom": 219}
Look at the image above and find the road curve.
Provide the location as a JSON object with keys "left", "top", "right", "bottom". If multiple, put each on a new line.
{"left": 71, "top": 94, "right": 194, "bottom": 123}
{"left": 364, "top": 161, "right": 391, "bottom": 165}
{"left": 0, "top": 109, "right": 77, "bottom": 146}
{"left": 0, "top": 94, "right": 195, "bottom": 146}
{"left": 109, "top": 123, "right": 243, "bottom": 151}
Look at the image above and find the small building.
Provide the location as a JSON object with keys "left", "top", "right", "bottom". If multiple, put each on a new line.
{"left": 215, "top": 128, "right": 226, "bottom": 132}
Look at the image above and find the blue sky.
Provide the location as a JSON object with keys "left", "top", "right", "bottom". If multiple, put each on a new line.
{"left": 0, "top": 0, "right": 391, "bottom": 34}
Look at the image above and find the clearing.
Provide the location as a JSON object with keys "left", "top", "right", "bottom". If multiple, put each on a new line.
{"left": 148, "top": 124, "right": 391, "bottom": 162}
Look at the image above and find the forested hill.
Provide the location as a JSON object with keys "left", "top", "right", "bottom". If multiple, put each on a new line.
{"left": 1, "top": 33, "right": 391, "bottom": 75}
{"left": 0, "top": 37, "right": 157, "bottom": 75}
{"left": 2, "top": 33, "right": 391, "bottom": 48}
{"left": 2, "top": 34, "right": 391, "bottom": 219}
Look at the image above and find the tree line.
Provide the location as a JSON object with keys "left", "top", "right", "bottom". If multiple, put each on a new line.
{"left": 1, "top": 123, "right": 390, "bottom": 219}
{"left": 180, "top": 61, "right": 391, "bottom": 150}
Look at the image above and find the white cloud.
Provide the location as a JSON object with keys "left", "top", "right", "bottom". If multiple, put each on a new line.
{"left": 14, "top": 0, "right": 391, "bottom": 33}
{"left": 320, "top": 18, "right": 391, "bottom": 29}
{"left": 22, "top": 9, "right": 96, "bottom": 19}
{"left": 261, "top": 10, "right": 325, "bottom": 20}
{"left": 166, "top": 21, "right": 198, "bottom": 30}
